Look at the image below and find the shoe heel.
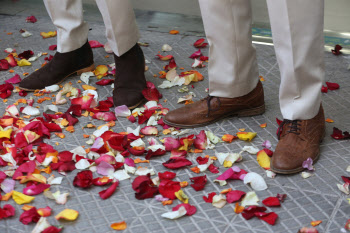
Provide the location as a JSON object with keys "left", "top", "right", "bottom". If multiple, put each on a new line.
{"left": 236, "top": 104, "right": 265, "bottom": 117}
{"left": 76, "top": 64, "right": 95, "bottom": 75}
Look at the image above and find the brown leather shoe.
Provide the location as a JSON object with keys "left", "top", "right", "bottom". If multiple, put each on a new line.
{"left": 19, "top": 41, "right": 94, "bottom": 91}
{"left": 163, "top": 81, "right": 265, "bottom": 128}
{"left": 113, "top": 44, "right": 147, "bottom": 109}
{"left": 271, "top": 105, "right": 325, "bottom": 174}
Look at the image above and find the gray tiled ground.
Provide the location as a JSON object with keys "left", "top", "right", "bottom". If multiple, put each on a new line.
{"left": 0, "top": 13, "right": 349, "bottom": 233}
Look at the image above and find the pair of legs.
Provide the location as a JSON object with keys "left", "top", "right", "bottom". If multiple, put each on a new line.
{"left": 19, "top": 0, "right": 147, "bottom": 109}
{"left": 165, "top": 0, "right": 326, "bottom": 174}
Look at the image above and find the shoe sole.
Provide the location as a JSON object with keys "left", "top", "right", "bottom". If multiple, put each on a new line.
{"left": 18, "top": 63, "right": 96, "bottom": 91}
{"left": 163, "top": 104, "right": 265, "bottom": 128}
{"left": 270, "top": 130, "right": 326, "bottom": 174}
{"left": 127, "top": 98, "right": 147, "bottom": 110}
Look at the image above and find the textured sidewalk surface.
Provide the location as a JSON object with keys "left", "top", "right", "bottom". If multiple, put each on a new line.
{"left": 0, "top": 13, "right": 350, "bottom": 233}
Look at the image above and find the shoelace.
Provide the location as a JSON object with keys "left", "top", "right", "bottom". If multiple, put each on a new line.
{"left": 206, "top": 96, "right": 221, "bottom": 117}
{"left": 277, "top": 119, "right": 301, "bottom": 140}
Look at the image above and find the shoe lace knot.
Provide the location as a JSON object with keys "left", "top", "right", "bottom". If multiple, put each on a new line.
{"left": 277, "top": 119, "right": 301, "bottom": 139}
{"left": 205, "top": 95, "right": 221, "bottom": 117}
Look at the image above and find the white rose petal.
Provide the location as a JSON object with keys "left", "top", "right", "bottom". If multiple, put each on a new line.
{"left": 337, "top": 183, "right": 349, "bottom": 195}
{"left": 113, "top": 170, "right": 130, "bottom": 181}
{"left": 241, "top": 191, "right": 259, "bottom": 207}
{"left": 130, "top": 138, "right": 145, "bottom": 148}
{"left": 22, "top": 106, "right": 40, "bottom": 116}
{"left": 31, "top": 217, "right": 51, "bottom": 233}
{"left": 266, "top": 170, "right": 276, "bottom": 179}
{"left": 301, "top": 172, "right": 314, "bottom": 179}
{"left": 135, "top": 167, "right": 155, "bottom": 176}
{"left": 161, "top": 44, "right": 173, "bottom": 52}
{"left": 80, "top": 71, "right": 95, "bottom": 84}
{"left": 43, "top": 105, "right": 58, "bottom": 113}
{"left": 243, "top": 172, "right": 268, "bottom": 191}
{"left": 161, "top": 206, "right": 187, "bottom": 220}
{"left": 242, "top": 146, "right": 260, "bottom": 155}
{"left": 44, "top": 84, "right": 60, "bottom": 92}
{"left": 75, "top": 159, "right": 91, "bottom": 170}
{"left": 212, "top": 194, "right": 227, "bottom": 208}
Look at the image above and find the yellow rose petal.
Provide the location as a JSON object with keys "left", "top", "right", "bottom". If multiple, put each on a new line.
{"left": 257, "top": 150, "right": 271, "bottom": 170}
{"left": 17, "top": 59, "right": 31, "bottom": 67}
{"left": 236, "top": 132, "right": 257, "bottom": 141}
{"left": 55, "top": 209, "right": 79, "bottom": 221}
{"left": 12, "top": 191, "right": 35, "bottom": 205}
{"left": 175, "top": 189, "right": 189, "bottom": 204}
{"left": 0, "top": 128, "right": 12, "bottom": 139}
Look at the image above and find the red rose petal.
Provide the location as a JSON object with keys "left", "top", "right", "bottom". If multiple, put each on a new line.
{"left": 255, "top": 211, "right": 278, "bottom": 225}
{"left": 159, "top": 180, "right": 181, "bottom": 200}
{"left": 142, "top": 81, "right": 162, "bottom": 102}
{"left": 99, "top": 181, "right": 119, "bottom": 199}
{"left": 19, "top": 207, "right": 40, "bottom": 225}
{"left": 193, "top": 38, "right": 208, "bottom": 48}
{"left": 190, "top": 175, "right": 207, "bottom": 191}
{"left": 73, "top": 170, "right": 93, "bottom": 188}
{"left": 172, "top": 203, "right": 197, "bottom": 216}
{"left": 23, "top": 183, "right": 51, "bottom": 196}
{"left": 321, "top": 85, "right": 328, "bottom": 93}
{"left": 326, "top": 82, "right": 340, "bottom": 90}
{"left": 162, "top": 157, "right": 192, "bottom": 169}
{"left": 203, "top": 192, "right": 216, "bottom": 203}
{"left": 26, "top": 16, "right": 37, "bottom": 23}
{"left": 96, "top": 79, "right": 114, "bottom": 86}
{"left": 226, "top": 190, "right": 246, "bottom": 203}
{"left": 262, "top": 197, "right": 281, "bottom": 207}
{"left": 158, "top": 171, "right": 176, "bottom": 180}
{"left": 89, "top": 40, "right": 104, "bottom": 48}
{"left": 342, "top": 176, "right": 350, "bottom": 185}
{"left": 48, "top": 44, "right": 57, "bottom": 50}
{"left": 132, "top": 174, "right": 158, "bottom": 200}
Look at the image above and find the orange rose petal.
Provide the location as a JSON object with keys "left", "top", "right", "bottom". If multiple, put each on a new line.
{"left": 222, "top": 134, "right": 237, "bottom": 143}
{"left": 111, "top": 221, "right": 127, "bottom": 231}
{"left": 40, "top": 167, "right": 52, "bottom": 174}
{"left": 239, "top": 128, "right": 246, "bottom": 132}
{"left": 234, "top": 203, "right": 244, "bottom": 214}
{"left": 162, "top": 200, "right": 173, "bottom": 206}
{"left": 180, "top": 181, "right": 188, "bottom": 188}
{"left": 220, "top": 188, "right": 232, "bottom": 194}
{"left": 193, "top": 149, "right": 203, "bottom": 153}
{"left": 311, "top": 220, "right": 322, "bottom": 227}
{"left": 190, "top": 167, "right": 200, "bottom": 173}
{"left": 134, "top": 158, "right": 149, "bottom": 164}
{"left": 1, "top": 191, "right": 13, "bottom": 201}
{"left": 83, "top": 134, "right": 90, "bottom": 138}
{"left": 260, "top": 123, "right": 267, "bottom": 128}
{"left": 325, "top": 118, "right": 334, "bottom": 123}
{"left": 55, "top": 133, "right": 66, "bottom": 139}
{"left": 82, "top": 85, "right": 96, "bottom": 91}
{"left": 65, "top": 126, "right": 75, "bottom": 133}
{"left": 169, "top": 30, "right": 179, "bottom": 35}
{"left": 22, "top": 205, "right": 34, "bottom": 211}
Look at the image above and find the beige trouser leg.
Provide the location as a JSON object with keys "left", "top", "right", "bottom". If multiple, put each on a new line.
{"left": 198, "top": 0, "right": 259, "bottom": 99}
{"left": 198, "top": 0, "right": 325, "bottom": 120}
{"left": 43, "top": 0, "right": 89, "bottom": 53}
{"left": 43, "top": 0, "right": 139, "bottom": 56}
{"left": 266, "top": 0, "right": 324, "bottom": 120}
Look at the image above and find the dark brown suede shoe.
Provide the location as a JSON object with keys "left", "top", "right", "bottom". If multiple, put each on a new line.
{"left": 113, "top": 43, "right": 147, "bottom": 109}
{"left": 163, "top": 81, "right": 265, "bottom": 128}
{"left": 19, "top": 41, "right": 94, "bottom": 91}
{"left": 271, "top": 105, "right": 325, "bottom": 174}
